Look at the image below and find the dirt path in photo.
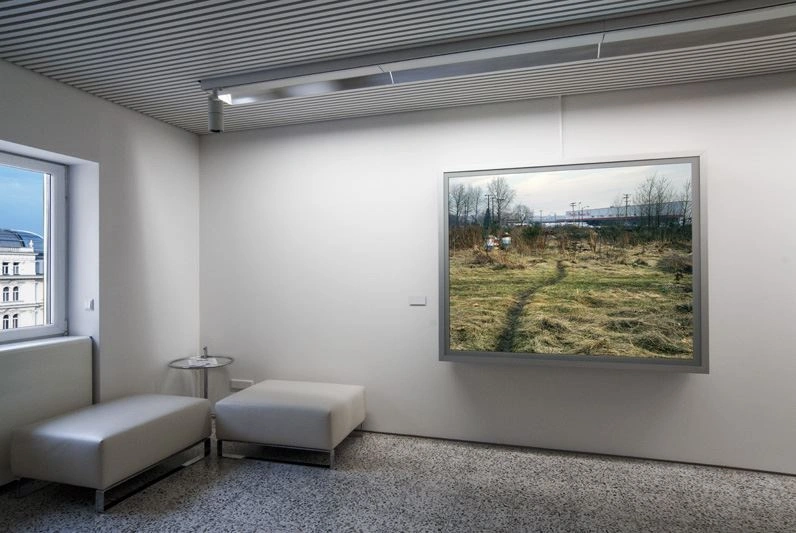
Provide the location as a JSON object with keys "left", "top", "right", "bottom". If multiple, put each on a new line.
{"left": 495, "top": 261, "right": 567, "bottom": 352}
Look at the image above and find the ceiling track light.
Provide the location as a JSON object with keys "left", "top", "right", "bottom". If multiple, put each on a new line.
{"left": 199, "top": 3, "right": 796, "bottom": 127}
{"left": 208, "top": 90, "right": 224, "bottom": 133}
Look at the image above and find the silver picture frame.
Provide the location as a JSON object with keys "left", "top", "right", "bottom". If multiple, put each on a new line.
{"left": 440, "top": 156, "right": 708, "bottom": 372}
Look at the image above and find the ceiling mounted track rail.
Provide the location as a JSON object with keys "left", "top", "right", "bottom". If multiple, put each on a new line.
{"left": 199, "top": 4, "right": 796, "bottom": 106}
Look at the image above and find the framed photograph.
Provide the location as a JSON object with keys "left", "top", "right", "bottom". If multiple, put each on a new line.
{"left": 440, "top": 156, "right": 707, "bottom": 371}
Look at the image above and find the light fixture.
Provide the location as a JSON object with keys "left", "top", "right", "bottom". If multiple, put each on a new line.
{"left": 199, "top": 3, "right": 796, "bottom": 112}
{"left": 208, "top": 90, "right": 224, "bottom": 133}
{"left": 200, "top": 34, "right": 600, "bottom": 106}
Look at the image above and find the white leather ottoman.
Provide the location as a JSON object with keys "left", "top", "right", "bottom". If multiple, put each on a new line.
{"left": 215, "top": 380, "right": 366, "bottom": 467}
{"left": 10, "top": 394, "right": 211, "bottom": 511}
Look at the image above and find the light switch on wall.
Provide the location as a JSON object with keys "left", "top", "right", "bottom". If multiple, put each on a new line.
{"left": 84, "top": 299, "right": 94, "bottom": 311}
{"left": 409, "top": 296, "right": 427, "bottom": 306}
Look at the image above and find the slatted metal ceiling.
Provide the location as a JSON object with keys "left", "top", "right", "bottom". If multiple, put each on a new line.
{"left": 1, "top": 0, "right": 794, "bottom": 135}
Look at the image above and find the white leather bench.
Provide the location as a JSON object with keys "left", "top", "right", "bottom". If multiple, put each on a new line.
{"left": 215, "top": 380, "right": 366, "bottom": 468}
{"left": 10, "top": 394, "right": 211, "bottom": 511}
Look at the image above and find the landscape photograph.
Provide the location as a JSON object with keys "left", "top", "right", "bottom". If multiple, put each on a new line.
{"left": 444, "top": 158, "right": 700, "bottom": 364}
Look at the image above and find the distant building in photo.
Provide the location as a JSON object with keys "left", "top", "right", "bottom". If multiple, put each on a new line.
{"left": 0, "top": 229, "right": 44, "bottom": 330}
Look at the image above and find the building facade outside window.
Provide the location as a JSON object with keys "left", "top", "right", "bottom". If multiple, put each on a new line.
{"left": 1, "top": 287, "right": 7, "bottom": 302}
{"left": 1, "top": 315, "right": 7, "bottom": 330}
{"left": 12, "top": 314, "right": 18, "bottom": 328}
{"left": 12, "top": 262, "right": 19, "bottom": 274}
{"left": 12, "top": 286, "right": 19, "bottom": 301}
{"left": 1, "top": 262, "right": 7, "bottom": 275}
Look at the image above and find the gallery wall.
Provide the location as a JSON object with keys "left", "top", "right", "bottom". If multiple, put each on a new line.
{"left": 0, "top": 60, "right": 201, "bottom": 401}
{"left": 2, "top": 55, "right": 791, "bottom": 474}
{"left": 200, "top": 72, "right": 796, "bottom": 474}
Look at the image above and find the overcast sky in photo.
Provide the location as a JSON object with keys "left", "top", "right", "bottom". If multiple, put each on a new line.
{"left": 453, "top": 162, "right": 692, "bottom": 217}
{"left": 0, "top": 165, "right": 45, "bottom": 236}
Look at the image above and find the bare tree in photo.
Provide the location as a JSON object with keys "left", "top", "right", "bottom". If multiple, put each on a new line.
{"left": 467, "top": 185, "right": 482, "bottom": 224}
{"left": 487, "top": 177, "right": 515, "bottom": 226}
{"left": 634, "top": 175, "right": 657, "bottom": 228}
{"left": 652, "top": 175, "right": 673, "bottom": 228}
{"left": 460, "top": 187, "right": 473, "bottom": 225}
{"left": 449, "top": 183, "right": 468, "bottom": 227}
{"left": 513, "top": 204, "right": 532, "bottom": 226}
{"left": 634, "top": 173, "right": 679, "bottom": 230}
{"left": 611, "top": 195, "right": 622, "bottom": 219}
{"left": 679, "top": 178, "right": 692, "bottom": 226}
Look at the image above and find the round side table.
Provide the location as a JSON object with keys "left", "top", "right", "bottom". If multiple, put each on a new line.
{"left": 168, "top": 356, "right": 234, "bottom": 399}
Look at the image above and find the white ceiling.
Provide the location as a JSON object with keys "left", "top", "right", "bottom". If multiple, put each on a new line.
{"left": 1, "top": 0, "right": 795, "bottom": 135}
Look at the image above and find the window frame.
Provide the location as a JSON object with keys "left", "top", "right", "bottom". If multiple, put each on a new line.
{"left": 0, "top": 151, "right": 67, "bottom": 343}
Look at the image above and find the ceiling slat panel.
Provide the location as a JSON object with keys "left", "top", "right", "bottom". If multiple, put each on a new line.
{"left": 1, "top": 0, "right": 675, "bottom": 63}
{"left": 0, "top": 0, "right": 132, "bottom": 19}
{"left": 0, "top": 1, "right": 701, "bottom": 59}
{"left": 19, "top": 9, "right": 593, "bottom": 74}
{"left": 1, "top": 0, "right": 793, "bottom": 135}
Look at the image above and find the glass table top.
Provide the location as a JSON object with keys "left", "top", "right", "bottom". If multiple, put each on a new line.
{"left": 168, "top": 355, "right": 234, "bottom": 369}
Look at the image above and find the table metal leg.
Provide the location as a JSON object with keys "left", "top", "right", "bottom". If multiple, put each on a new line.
{"left": 95, "top": 489, "right": 105, "bottom": 513}
{"left": 202, "top": 367, "right": 208, "bottom": 399}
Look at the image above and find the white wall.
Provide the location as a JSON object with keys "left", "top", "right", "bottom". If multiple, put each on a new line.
{"left": 0, "top": 60, "right": 201, "bottom": 400}
{"left": 201, "top": 72, "right": 796, "bottom": 474}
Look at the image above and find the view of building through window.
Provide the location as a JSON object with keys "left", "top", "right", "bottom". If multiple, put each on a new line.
{"left": 0, "top": 163, "right": 46, "bottom": 331}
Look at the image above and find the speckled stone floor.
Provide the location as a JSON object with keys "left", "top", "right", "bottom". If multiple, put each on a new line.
{"left": 0, "top": 431, "right": 794, "bottom": 532}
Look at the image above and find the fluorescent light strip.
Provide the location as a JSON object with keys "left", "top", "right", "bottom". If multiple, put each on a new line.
{"left": 203, "top": 3, "right": 796, "bottom": 105}
{"left": 219, "top": 66, "right": 389, "bottom": 104}
{"left": 212, "top": 34, "right": 600, "bottom": 104}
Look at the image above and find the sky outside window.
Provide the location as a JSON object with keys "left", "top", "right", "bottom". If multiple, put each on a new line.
{"left": 0, "top": 165, "right": 45, "bottom": 236}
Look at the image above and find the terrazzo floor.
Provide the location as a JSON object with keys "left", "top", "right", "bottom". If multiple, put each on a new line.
{"left": 0, "top": 431, "right": 794, "bottom": 532}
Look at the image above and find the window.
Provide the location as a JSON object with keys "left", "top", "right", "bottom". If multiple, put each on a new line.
{"left": 0, "top": 151, "right": 67, "bottom": 343}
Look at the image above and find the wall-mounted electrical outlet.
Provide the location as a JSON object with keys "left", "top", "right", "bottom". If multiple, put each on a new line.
{"left": 230, "top": 378, "right": 254, "bottom": 390}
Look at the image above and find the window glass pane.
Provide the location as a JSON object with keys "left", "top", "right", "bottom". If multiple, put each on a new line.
{"left": 0, "top": 164, "right": 47, "bottom": 330}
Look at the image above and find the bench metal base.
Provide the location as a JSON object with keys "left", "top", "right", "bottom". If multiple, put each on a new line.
{"left": 16, "top": 437, "right": 211, "bottom": 513}
{"left": 94, "top": 437, "right": 211, "bottom": 512}
{"left": 217, "top": 439, "right": 335, "bottom": 468}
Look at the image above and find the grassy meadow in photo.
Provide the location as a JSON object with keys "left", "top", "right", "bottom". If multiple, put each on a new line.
{"left": 446, "top": 160, "right": 697, "bottom": 361}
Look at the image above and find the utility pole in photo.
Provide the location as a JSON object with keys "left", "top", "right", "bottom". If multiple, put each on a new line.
{"left": 483, "top": 193, "right": 495, "bottom": 240}
{"left": 485, "top": 194, "right": 495, "bottom": 216}
{"left": 623, "top": 193, "right": 630, "bottom": 225}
